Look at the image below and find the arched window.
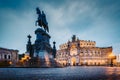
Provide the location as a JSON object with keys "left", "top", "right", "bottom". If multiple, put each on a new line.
{"left": 4, "top": 54, "right": 7, "bottom": 59}
{"left": 8, "top": 55, "right": 11, "bottom": 59}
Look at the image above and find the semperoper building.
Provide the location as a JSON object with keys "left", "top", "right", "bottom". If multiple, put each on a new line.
{"left": 56, "top": 35, "right": 113, "bottom": 66}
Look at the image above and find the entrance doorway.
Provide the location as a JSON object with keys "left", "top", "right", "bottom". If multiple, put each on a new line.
{"left": 71, "top": 57, "right": 76, "bottom": 66}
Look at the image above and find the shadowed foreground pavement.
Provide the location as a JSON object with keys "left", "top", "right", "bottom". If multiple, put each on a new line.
{"left": 0, "top": 66, "right": 120, "bottom": 80}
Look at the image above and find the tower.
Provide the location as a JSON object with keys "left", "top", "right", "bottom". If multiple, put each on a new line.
{"left": 53, "top": 41, "right": 56, "bottom": 58}
{"left": 26, "top": 35, "right": 34, "bottom": 58}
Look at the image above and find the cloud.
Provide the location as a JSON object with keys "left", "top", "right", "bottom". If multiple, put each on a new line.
{"left": 0, "top": 0, "right": 120, "bottom": 55}
{"left": 0, "top": 6, "right": 36, "bottom": 53}
{"left": 42, "top": 0, "right": 120, "bottom": 55}
{"left": 38, "top": 1, "right": 97, "bottom": 48}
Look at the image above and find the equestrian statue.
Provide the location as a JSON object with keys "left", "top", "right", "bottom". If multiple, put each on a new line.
{"left": 36, "top": 7, "right": 49, "bottom": 32}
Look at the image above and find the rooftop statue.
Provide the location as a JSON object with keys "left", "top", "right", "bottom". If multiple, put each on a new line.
{"left": 36, "top": 7, "right": 49, "bottom": 32}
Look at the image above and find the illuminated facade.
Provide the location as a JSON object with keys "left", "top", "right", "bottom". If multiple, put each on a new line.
{"left": 0, "top": 47, "right": 19, "bottom": 65}
{"left": 116, "top": 54, "right": 120, "bottom": 66}
{"left": 56, "top": 35, "right": 113, "bottom": 66}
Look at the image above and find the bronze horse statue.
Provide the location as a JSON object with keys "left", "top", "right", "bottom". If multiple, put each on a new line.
{"left": 36, "top": 7, "right": 49, "bottom": 32}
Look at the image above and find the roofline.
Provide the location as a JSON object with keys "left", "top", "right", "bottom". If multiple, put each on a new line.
{"left": 0, "top": 47, "right": 19, "bottom": 52}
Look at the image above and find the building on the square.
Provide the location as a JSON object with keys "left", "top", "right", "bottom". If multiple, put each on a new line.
{"left": 0, "top": 47, "right": 19, "bottom": 65}
{"left": 56, "top": 35, "right": 115, "bottom": 66}
{"left": 116, "top": 54, "right": 120, "bottom": 66}
{"left": 116, "top": 54, "right": 120, "bottom": 62}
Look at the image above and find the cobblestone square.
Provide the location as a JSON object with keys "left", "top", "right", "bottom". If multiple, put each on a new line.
{"left": 0, "top": 66, "right": 120, "bottom": 80}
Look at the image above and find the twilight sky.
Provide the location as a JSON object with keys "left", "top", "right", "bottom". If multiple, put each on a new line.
{"left": 0, "top": 0, "right": 120, "bottom": 54}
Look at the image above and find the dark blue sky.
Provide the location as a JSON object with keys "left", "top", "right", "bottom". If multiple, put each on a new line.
{"left": 0, "top": 0, "right": 120, "bottom": 54}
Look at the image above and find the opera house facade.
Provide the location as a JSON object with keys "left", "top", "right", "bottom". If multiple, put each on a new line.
{"left": 56, "top": 35, "right": 114, "bottom": 66}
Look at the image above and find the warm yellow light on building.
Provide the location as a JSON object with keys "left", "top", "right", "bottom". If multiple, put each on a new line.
{"left": 56, "top": 35, "right": 114, "bottom": 66}
{"left": 9, "top": 61, "right": 12, "bottom": 65}
{"left": 108, "top": 52, "right": 116, "bottom": 66}
{"left": 20, "top": 54, "right": 31, "bottom": 63}
{"left": 109, "top": 53, "right": 114, "bottom": 58}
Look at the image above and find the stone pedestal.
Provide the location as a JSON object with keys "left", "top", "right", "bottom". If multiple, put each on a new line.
{"left": 32, "top": 28, "right": 53, "bottom": 67}
{"left": 34, "top": 28, "right": 52, "bottom": 55}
